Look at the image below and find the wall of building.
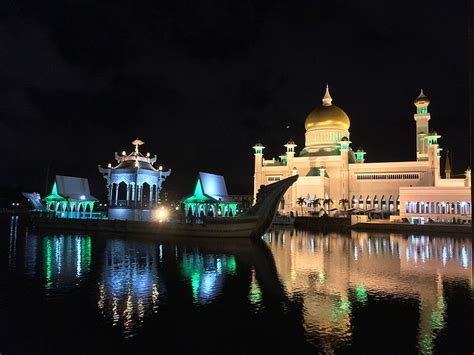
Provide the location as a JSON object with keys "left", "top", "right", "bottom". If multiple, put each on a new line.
{"left": 399, "top": 186, "right": 471, "bottom": 223}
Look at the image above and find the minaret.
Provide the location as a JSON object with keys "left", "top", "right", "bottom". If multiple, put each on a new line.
{"left": 445, "top": 150, "right": 451, "bottom": 179}
{"left": 284, "top": 139, "right": 297, "bottom": 165}
{"left": 414, "top": 89, "right": 431, "bottom": 161}
{"left": 425, "top": 131, "right": 442, "bottom": 185}
{"left": 284, "top": 139, "right": 297, "bottom": 211}
{"left": 339, "top": 137, "right": 351, "bottom": 200}
{"left": 355, "top": 148, "right": 366, "bottom": 163}
{"left": 252, "top": 142, "right": 265, "bottom": 204}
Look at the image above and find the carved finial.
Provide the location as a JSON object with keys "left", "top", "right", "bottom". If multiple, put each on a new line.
{"left": 322, "top": 84, "right": 332, "bottom": 106}
{"left": 132, "top": 139, "right": 144, "bottom": 153}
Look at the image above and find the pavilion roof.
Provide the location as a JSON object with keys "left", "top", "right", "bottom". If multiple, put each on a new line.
{"left": 181, "top": 172, "right": 235, "bottom": 204}
{"left": 43, "top": 176, "right": 98, "bottom": 202}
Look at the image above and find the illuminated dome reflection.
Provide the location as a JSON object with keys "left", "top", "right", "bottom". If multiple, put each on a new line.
{"left": 263, "top": 229, "right": 472, "bottom": 353}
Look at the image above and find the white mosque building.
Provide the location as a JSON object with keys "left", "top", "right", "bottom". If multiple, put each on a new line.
{"left": 253, "top": 86, "right": 471, "bottom": 223}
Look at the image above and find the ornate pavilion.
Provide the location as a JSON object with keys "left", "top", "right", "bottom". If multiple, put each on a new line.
{"left": 43, "top": 175, "right": 98, "bottom": 218}
{"left": 181, "top": 172, "right": 238, "bottom": 218}
{"left": 98, "top": 139, "right": 171, "bottom": 221}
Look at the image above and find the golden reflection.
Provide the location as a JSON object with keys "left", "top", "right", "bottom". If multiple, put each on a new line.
{"left": 265, "top": 228, "right": 471, "bottom": 352}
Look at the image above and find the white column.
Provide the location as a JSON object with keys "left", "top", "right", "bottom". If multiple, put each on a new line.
{"left": 114, "top": 184, "right": 119, "bottom": 206}
{"left": 149, "top": 185, "right": 153, "bottom": 206}
{"left": 155, "top": 184, "right": 160, "bottom": 204}
{"left": 137, "top": 185, "right": 143, "bottom": 206}
{"left": 108, "top": 184, "right": 113, "bottom": 205}
{"left": 126, "top": 183, "right": 130, "bottom": 204}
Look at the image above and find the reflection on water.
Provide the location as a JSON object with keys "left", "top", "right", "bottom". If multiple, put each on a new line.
{"left": 98, "top": 240, "right": 165, "bottom": 337}
{"left": 180, "top": 252, "right": 236, "bottom": 304}
{"left": 97, "top": 240, "right": 240, "bottom": 336}
{"left": 264, "top": 229, "right": 472, "bottom": 354}
{"left": 5, "top": 216, "right": 473, "bottom": 353}
{"left": 9, "top": 216, "right": 18, "bottom": 270}
{"left": 21, "top": 231, "right": 91, "bottom": 291}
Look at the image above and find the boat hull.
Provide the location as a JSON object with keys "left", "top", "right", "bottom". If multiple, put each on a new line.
{"left": 30, "top": 175, "right": 299, "bottom": 239}
{"left": 30, "top": 215, "right": 262, "bottom": 238}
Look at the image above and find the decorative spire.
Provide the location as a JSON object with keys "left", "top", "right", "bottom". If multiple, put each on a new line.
{"left": 132, "top": 139, "right": 144, "bottom": 153}
{"left": 445, "top": 150, "right": 451, "bottom": 178}
{"left": 414, "top": 89, "right": 430, "bottom": 107}
{"left": 322, "top": 84, "right": 333, "bottom": 106}
{"left": 51, "top": 182, "right": 58, "bottom": 195}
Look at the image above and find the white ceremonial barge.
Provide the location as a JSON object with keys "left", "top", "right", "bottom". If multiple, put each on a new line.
{"left": 30, "top": 175, "right": 299, "bottom": 239}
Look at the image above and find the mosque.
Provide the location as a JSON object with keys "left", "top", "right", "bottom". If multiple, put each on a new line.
{"left": 253, "top": 86, "right": 471, "bottom": 223}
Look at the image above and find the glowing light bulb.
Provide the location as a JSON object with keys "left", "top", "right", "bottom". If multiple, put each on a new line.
{"left": 158, "top": 166, "right": 163, "bottom": 171}
{"left": 122, "top": 151, "right": 126, "bottom": 156}
{"left": 108, "top": 163, "right": 112, "bottom": 168}
{"left": 147, "top": 152, "right": 150, "bottom": 157}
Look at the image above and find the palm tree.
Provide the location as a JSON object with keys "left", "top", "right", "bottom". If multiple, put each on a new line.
{"left": 317, "top": 198, "right": 325, "bottom": 216}
{"left": 339, "top": 198, "right": 350, "bottom": 211}
{"left": 296, "top": 197, "right": 306, "bottom": 215}
{"left": 310, "top": 199, "right": 321, "bottom": 214}
{"left": 323, "top": 198, "right": 334, "bottom": 216}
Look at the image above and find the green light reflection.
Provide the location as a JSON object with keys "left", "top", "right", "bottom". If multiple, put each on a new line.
{"left": 355, "top": 284, "right": 368, "bottom": 305}
{"left": 41, "top": 235, "right": 92, "bottom": 289}
{"left": 43, "top": 237, "right": 53, "bottom": 288}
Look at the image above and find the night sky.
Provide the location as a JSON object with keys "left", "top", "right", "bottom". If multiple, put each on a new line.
{"left": 1, "top": 0, "right": 471, "bottom": 201}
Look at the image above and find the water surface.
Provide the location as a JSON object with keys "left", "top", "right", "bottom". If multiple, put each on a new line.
{"left": 2, "top": 216, "right": 473, "bottom": 354}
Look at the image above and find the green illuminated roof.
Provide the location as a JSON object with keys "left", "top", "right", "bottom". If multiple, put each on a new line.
{"left": 43, "top": 182, "right": 66, "bottom": 202}
{"left": 181, "top": 179, "right": 217, "bottom": 204}
{"left": 43, "top": 176, "right": 98, "bottom": 202}
{"left": 180, "top": 172, "right": 236, "bottom": 204}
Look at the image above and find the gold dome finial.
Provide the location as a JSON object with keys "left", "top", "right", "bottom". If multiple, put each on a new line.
{"left": 304, "top": 84, "right": 350, "bottom": 131}
{"left": 322, "top": 84, "right": 332, "bottom": 106}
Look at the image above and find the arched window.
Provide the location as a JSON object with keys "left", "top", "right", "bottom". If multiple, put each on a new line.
{"left": 359, "top": 195, "right": 364, "bottom": 209}
{"left": 388, "top": 195, "right": 394, "bottom": 211}
{"left": 381, "top": 195, "right": 386, "bottom": 210}
{"left": 366, "top": 195, "right": 372, "bottom": 209}
{"left": 373, "top": 195, "right": 379, "bottom": 209}
{"left": 352, "top": 195, "right": 357, "bottom": 208}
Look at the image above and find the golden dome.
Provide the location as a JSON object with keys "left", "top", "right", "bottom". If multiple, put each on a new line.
{"left": 304, "top": 86, "right": 350, "bottom": 130}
